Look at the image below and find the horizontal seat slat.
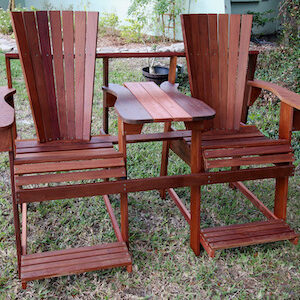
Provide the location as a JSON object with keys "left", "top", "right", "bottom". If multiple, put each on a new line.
{"left": 15, "top": 135, "right": 116, "bottom": 149}
{"left": 15, "top": 167, "right": 126, "bottom": 186}
{"left": 210, "top": 232, "right": 298, "bottom": 250}
{"left": 202, "top": 220, "right": 288, "bottom": 237}
{"left": 16, "top": 142, "right": 113, "bottom": 154}
{"left": 21, "top": 257, "right": 131, "bottom": 281}
{"left": 22, "top": 251, "right": 129, "bottom": 272}
{"left": 184, "top": 131, "right": 264, "bottom": 143}
{"left": 21, "top": 242, "right": 131, "bottom": 281}
{"left": 204, "top": 144, "right": 292, "bottom": 159}
{"left": 206, "top": 227, "right": 292, "bottom": 243}
{"left": 14, "top": 158, "right": 125, "bottom": 175}
{"left": 15, "top": 148, "right": 122, "bottom": 164}
{"left": 22, "top": 246, "right": 128, "bottom": 267}
{"left": 22, "top": 241, "right": 126, "bottom": 260}
{"left": 201, "top": 220, "right": 282, "bottom": 233}
{"left": 205, "top": 153, "right": 294, "bottom": 169}
{"left": 200, "top": 220, "right": 298, "bottom": 251}
{"left": 202, "top": 138, "right": 289, "bottom": 149}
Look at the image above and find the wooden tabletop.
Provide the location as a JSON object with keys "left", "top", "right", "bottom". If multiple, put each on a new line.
{"left": 112, "top": 81, "right": 215, "bottom": 124}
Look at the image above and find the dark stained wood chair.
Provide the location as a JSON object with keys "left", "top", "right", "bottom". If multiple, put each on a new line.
{"left": 160, "top": 14, "right": 299, "bottom": 257}
{"left": 0, "top": 11, "right": 131, "bottom": 289}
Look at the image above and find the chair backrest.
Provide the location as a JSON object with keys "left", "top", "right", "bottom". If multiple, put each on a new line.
{"left": 11, "top": 11, "right": 99, "bottom": 142}
{"left": 181, "top": 14, "right": 253, "bottom": 130}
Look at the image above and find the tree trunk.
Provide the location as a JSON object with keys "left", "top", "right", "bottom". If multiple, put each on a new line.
{"left": 8, "top": 0, "right": 15, "bottom": 11}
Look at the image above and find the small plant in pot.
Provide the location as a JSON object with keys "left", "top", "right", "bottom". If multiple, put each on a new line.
{"left": 142, "top": 46, "right": 170, "bottom": 85}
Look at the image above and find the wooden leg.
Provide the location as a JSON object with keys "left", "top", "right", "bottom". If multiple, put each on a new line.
{"left": 121, "top": 192, "right": 129, "bottom": 245}
{"left": 274, "top": 176, "right": 288, "bottom": 220}
{"left": 9, "top": 152, "right": 22, "bottom": 277}
{"left": 188, "top": 123, "right": 204, "bottom": 256}
{"left": 126, "top": 265, "right": 132, "bottom": 273}
{"left": 118, "top": 117, "right": 127, "bottom": 162}
{"left": 118, "top": 117, "right": 129, "bottom": 245}
{"left": 103, "top": 104, "right": 109, "bottom": 134}
{"left": 21, "top": 203, "right": 27, "bottom": 255}
{"left": 102, "top": 57, "right": 109, "bottom": 134}
{"left": 160, "top": 122, "right": 171, "bottom": 199}
{"left": 22, "top": 282, "right": 27, "bottom": 289}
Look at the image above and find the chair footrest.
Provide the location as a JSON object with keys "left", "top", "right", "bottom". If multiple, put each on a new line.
{"left": 21, "top": 242, "right": 131, "bottom": 282}
{"left": 200, "top": 220, "right": 298, "bottom": 257}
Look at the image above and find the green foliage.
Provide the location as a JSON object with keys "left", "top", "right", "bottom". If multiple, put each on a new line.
{"left": 0, "top": 6, "right": 31, "bottom": 35}
{"left": 279, "top": 0, "right": 300, "bottom": 47}
{"left": 249, "top": 46, "right": 300, "bottom": 163}
{"left": 98, "top": 12, "right": 120, "bottom": 36}
{"left": 120, "top": 19, "right": 144, "bottom": 42}
{"left": 255, "top": 47, "right": 300, "bottom": 93}
{"left": 0, "top": 8, "right": 12, "bottom": 35}
{"left": 128, "top": 0, "right": 185, "bottom": 41}
{"left": 248, "top": 9, "right": 275, "bottom": 29}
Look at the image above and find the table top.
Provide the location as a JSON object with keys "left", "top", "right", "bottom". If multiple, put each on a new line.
{"left": 111, "top": 81, "right": 215, "bottom": 124}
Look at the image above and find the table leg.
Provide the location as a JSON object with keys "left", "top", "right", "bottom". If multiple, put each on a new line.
{"left": 189, "top": 123, "right": 204, "bottom": 256}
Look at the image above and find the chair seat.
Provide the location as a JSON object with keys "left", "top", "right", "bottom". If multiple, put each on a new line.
{"left": 179, "top": 126, "right": 294, "bottom": 169}
{"left": 14, "top": 136, "right": 126, "bottom": 187}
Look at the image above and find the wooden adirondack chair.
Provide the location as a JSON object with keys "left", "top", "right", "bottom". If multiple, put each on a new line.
{"left": 160, "top": 14, "right": 299, "bottom": 257}
{"left": 0, "top": 11, "right": 131, "bottom": 289}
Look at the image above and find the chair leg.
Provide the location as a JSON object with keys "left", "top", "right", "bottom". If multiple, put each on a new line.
{"left": 274, "top": 176, "right": 289, "bottom": 220}
{"left": 22, "top": 282, "right": 27, "bottom": 289}
{"left": 160, "top": 122, "right": 171, "bottom": 199}
{"left": 9, "top": 152, "right": 22, "bottom": 277}
{"left": 121, "top": 193, "right": 129, "bottom": 246}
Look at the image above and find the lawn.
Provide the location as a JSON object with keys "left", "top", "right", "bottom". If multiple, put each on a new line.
{"left": 0, "top": 49, "right": 299, "bottom": 299}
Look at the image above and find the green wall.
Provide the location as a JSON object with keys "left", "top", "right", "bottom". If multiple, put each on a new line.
{"left": 227, "top": 0, "right": 281, "bottom": 35}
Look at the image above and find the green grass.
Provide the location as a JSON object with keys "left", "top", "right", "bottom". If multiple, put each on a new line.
{"left": 0, "top": 50, "right": 299, "bottom": 299}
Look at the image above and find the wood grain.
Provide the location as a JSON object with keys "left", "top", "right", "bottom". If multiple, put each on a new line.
{"left": 62, "top": 11, "right": 75, "bottom": 139}
{"left": 49, "top": 11, "right": 67, "bottom": 139}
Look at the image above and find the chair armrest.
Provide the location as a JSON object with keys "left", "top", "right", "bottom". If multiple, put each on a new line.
{"left": 248, "top": 80, "right": 300, "bottom": 110}
{"left": 0, "top": 86, "right": 16, "bottom": 129}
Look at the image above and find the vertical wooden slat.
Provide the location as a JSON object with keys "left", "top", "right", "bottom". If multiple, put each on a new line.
{"left": 226, "top": 14, "right": 241, "bottom": 130}
{"left": 241, "top": 52, "right": 258, "bottom": 123}
{"left": 218, "top": 14, "right": 229, "bottom": 129}
{"left": 189, "top": 123, "right": 203, "bottom": 256}
{"left": 181, "top": 15, "right": 195, "bottom": 97}
{"left": 9, "top": 151, "right": 22, "bottom": 276}
{"left": 82, "top": 11, "right": 98, "bottom": 140}
{"left": 49, "top": 11, "right": 68, "bottom": 139}
{"left": 208, "top": 14, "right": 219, "bottom": 129}
{"left": 5, "top": 56, "right": 12, "bottom": 88}
{"left": 234, "top": 14, "right": 252, "bottom": 129}
{"left": 62, "top": 11, "right": 75, "bottom": 139}
{"left": 168, "top": 56, "right": 177, "bottom": 84}
{"left": 22, "top": 11, "right": 53, "bottom": 141}
{"left": 181, "top": 15, "right": 204, "bottom": 101}
{"left": 10, "top": 12, "right": 46, "bottom": 142}
{"left": 198, "top": 15, "right": 211, "bottom": 105}
{"left": 74, "top": 12, "right": 86, "bottom": 140}
{"left": 190, "top": 15, "right": 204, "bottom": 101}
{"left": 36, "top": 11, "right": 60, "bottom": 140}
{"left": 102, "top": 57, "right": 109, "bottom": 134}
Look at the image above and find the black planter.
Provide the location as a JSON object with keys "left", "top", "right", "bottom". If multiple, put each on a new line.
{"left": 142, "top": 66, "right": 170, "bottom": 85}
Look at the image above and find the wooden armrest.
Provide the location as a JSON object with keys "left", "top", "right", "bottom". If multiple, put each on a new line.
{"left": 0, "top": 87, "right": 15, "bottom": 152}
{"left": 248, "top": 80, "right": 300, "bottom": 110}
{"left": 0, "top": 86, "right": 15, "bottom": 129}
{"left": 102, "top": 83, "right": 127, "bottom": 98}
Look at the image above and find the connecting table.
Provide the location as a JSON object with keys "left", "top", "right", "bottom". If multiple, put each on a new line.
{"left": 110, "top": 81, "right": 215, "bottom": 255}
